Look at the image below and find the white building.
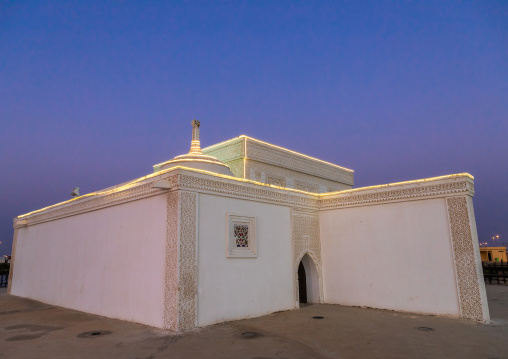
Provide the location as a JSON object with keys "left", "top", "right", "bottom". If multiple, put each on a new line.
{"left": 8, "top": 121, "right": 489, "bottom": 332}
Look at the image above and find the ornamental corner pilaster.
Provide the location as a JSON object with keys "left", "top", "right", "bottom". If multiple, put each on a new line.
{"left": 446, "top": 195, "right": 489, "bottom": 323}
{"left": 164, "top": 189, "right": 199, "bottom": 332}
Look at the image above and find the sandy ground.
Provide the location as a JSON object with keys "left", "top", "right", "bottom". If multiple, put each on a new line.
{"left": 1, "top": 284, "right": 507, "bottom": 359}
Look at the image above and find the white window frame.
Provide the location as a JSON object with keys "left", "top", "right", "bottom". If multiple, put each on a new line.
{"left": 226, "top": 213, "right": 257, "bottom": 258}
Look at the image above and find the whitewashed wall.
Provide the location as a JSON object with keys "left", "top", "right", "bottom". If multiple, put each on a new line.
{"left": 11, "top": 194, "right": 168, "bottom": 328}
{"left": 197, "top": 194, "right": 294, "bottom": 327}
{"left": 320, "top": 198, "right": 461, "bottom": 317}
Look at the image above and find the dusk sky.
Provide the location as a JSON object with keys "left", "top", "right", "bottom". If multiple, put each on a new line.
{"left": 1, "top": 1, "right": 507, "bottom": 257}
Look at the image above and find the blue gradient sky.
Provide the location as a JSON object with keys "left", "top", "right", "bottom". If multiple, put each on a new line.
{"left": 1, "top": 1, "right": 507, "bottom": 256}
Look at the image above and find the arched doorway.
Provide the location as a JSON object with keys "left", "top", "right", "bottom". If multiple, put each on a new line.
{"left": 297, "top": 253, "right": 320, "bottom": 305}
{"left": 298, "top": 262, "right": 307, "bottom": 303}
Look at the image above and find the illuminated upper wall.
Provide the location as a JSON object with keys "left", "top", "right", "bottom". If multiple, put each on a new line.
{"left": 203, "top": 135, "right": 354, "bottom": 193}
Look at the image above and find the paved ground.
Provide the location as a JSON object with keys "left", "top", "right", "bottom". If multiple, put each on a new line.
{"left": 1, "top": 284, "right": 508, "bottom": 359}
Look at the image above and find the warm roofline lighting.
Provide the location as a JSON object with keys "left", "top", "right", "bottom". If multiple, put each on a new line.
{"left": 243, "top": 136, "right": 354, "bottom": 172}
{"left": 320, "top": 173, "right": 474, "bottom": 197}
{"left": 202, "top": 135, "right": 354, "bottom": 173}
{"left": 16, "top": 166, "right": 314, "bottom": 219}
{"left": 201, "top": 135, "right": 244, "bottom": 151}
{"left": 153, "top": 158, "right": 232, "bottom": 168}
{"left": 16, "top": 169, "right": 473, "bottom": 220}
{"left": 16, "top": 165, "right": 188, "bottom": 219}
{"left": 166, "top": 166, "right": 313, "bottom": 193}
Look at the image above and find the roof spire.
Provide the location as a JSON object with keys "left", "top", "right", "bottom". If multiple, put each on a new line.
{"left": 189, "top": 119, "right": 202, "bottom": 155}
{"left": 152, "top": 119, "right": 234, "bottom": 176}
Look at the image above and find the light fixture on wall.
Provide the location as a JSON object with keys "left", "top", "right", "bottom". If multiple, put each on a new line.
{"left": 71, "top": 187, "right": 80, "bottom": 197}
{"left": 151, "top": 179, "right": 172, "bottom": 189}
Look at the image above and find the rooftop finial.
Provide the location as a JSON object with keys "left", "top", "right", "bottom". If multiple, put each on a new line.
{"left": 189, "top": 119, "right": 202, "bottom": 154}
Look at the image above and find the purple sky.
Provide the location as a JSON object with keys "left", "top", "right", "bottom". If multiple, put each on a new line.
{"left": 1, "top": 1, "right": 507, "bottom": 256}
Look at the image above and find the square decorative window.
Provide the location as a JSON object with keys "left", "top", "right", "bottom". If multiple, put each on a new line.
{"left": 226, "top": 214, "right": 256, "bottom": 258}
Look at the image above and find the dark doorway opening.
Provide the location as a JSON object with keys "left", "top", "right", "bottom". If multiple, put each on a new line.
{"left": 298, "top": 261, "right": 307, "bottom": 303}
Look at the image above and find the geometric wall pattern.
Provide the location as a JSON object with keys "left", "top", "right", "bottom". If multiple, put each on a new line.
{"left": 164, "top": 191, "right": 199, "bottom": 332}
{"left": 291, "top": 209, "right": 323, "bottom": 304}
{"left": 446, "top": 196, "right": 489, "bottom": 322}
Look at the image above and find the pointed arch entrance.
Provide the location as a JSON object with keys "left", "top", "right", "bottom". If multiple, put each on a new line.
{"left": 292, "top": 208, "right": 323, "bottom": 306}
{"left": 297, "top": 253, "right": 320, "bottom": 304}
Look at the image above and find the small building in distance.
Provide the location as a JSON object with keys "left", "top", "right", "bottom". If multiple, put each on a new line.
{"left": 480, "top": 247, "right": 507, "bottom": 262}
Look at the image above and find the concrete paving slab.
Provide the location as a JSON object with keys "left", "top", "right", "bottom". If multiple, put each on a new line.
{"left": 1, "top": 284, "right": 507, "bottom": 359}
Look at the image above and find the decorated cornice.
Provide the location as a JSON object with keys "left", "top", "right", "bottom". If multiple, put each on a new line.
{"left": 13, "top": 167, "right": 474, "bottom": 228}
{"left": 13, "top": 167, "right": 318, "bottom": 228}
{"left": 203, "top": 135, "right": 354, "bottom": 185}
{"left": 175, "top": 171, "right": 318, "bottom": 208}
{"left": 13, "top": 182, "right": 162, "bottom": 228}
{"left": 244, "top": 159, "right": 351, "bottom": 193}
{"left": 319, "top": 174, "right": 474, "bottom": 210}
{"left": 12, "top": 165, "right": 182, "bottom": 228}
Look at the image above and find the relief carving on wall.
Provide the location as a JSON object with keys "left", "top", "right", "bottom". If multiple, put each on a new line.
{"left": 320, "top": 181, "right": 470, "bottom": 209}
{"left": 267, "top": 175, "right": 286, "bottom": 188}
{"left": 164, "top": 191, "right": 179, "bottom": 330}
{"left": 203, "top": 139, "right": 244, "bottom": 163}
{"left": 17, "top": 170, "right": 472, "bottom": 230}
{"left": 446, "top": 196, "right": 489, "bottom": 322}
{"left": 178, "top": 191, "right": 199, "bottom": 331}
{"left": 246, "top": 140, "right": 354, "bottom": 184}
{"left": 292, "top": 209, "right": 323, "bottom": 303}
{"left": 178, "top": 173, "right": 319, "bottom": 209}
{"left": 254, "top": 170, "right": 263, "bottom": 182}
{"left": 295, "top": 180, "right": 319, "bottom": 193}
{"left": 225, "top": 158, "right": 244, "bottom": 178}
{"left": 164, "top": 191, "right": 199, "bottom": 332}
{"left": 246, "top": 160, "right": 350, "bottom": 194}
